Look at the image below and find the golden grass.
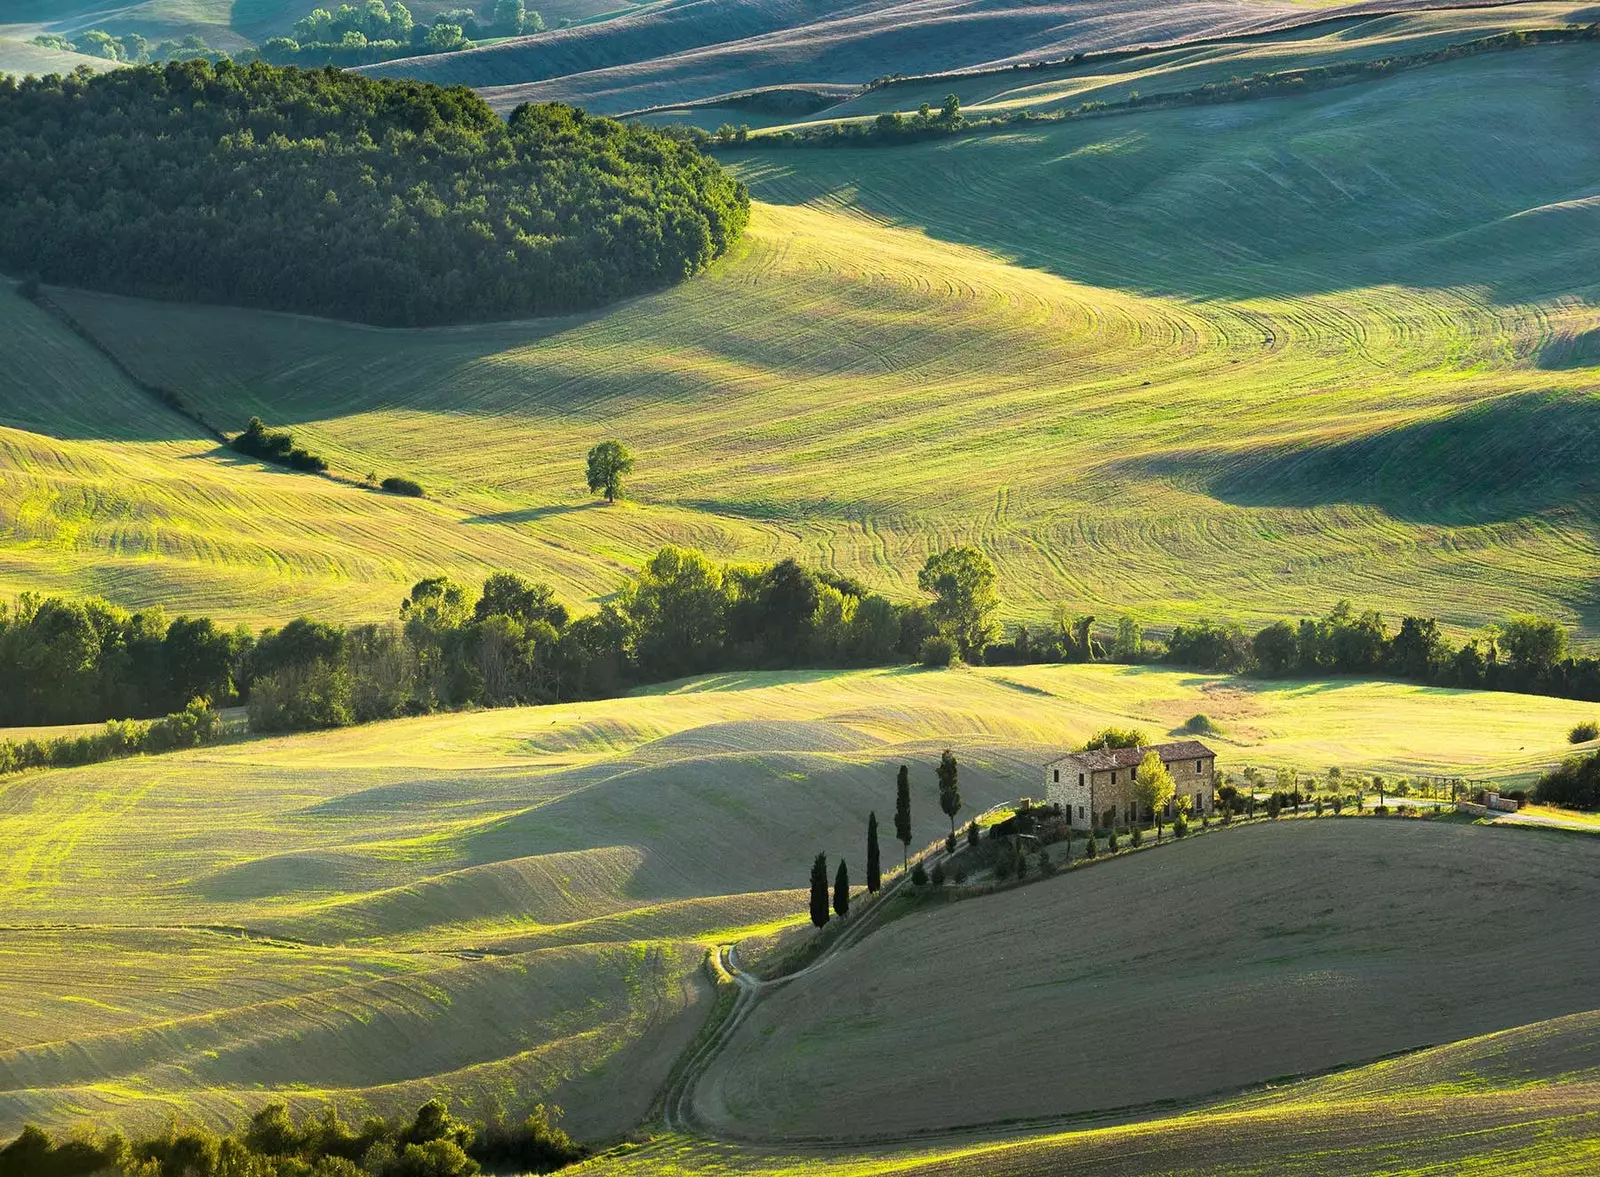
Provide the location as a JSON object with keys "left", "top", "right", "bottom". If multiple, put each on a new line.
{"left": 4, "top": 45, "right": 1597, "bottom": 635}
{"left": 695, "top": 819, "right": 1600, "bottom": 1140}
{"left": 0, "top": 664, "right": 1588, "bottom": 1139}
{"left": 583, "top": 1006, "right": 1600, "bottom": 1172}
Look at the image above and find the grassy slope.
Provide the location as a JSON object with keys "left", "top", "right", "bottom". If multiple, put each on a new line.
{"left": 0, "top": 1, "right": 563, "bottom": 46}
{"left": 8, "top": 43, "right": 1598, "bottom": 633}
{"left": 587, "top": 1011, "right": 1600, "bottom": 1173}
{"left": 0, "top": 663, "right": 1589, "bottom": 1138}
{"left": 374, "top": 0, "right": 1458, "bottom": 116}
{"left": 697, "top": 819, "right": 1600, "bottom": 1139}
{"left": 764, "top": 2, "right": 1600, "bottom": 126}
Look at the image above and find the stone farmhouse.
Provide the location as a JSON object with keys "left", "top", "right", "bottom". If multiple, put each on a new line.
{"left": 1043, "top": 740, "right": 1217, "bottom": 831}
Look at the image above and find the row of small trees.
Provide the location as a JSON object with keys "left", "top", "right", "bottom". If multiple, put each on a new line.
{"left": 809, "top": 752, "right": 963, "bottom": 927}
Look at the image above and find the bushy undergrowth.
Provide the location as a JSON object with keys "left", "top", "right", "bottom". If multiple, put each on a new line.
{"left": 0, "top": 699, "right": 222, "bottom": 777}
{"left": 0, "top": 1098, "right": 585, "bottom": 1177}
{"left": 232, "top": 417, "right": 329, "bottom": 473}
{"left": 1536, "top": 751, "right": 1600, "bottom": 811}
{"left": 0, "top": 61, "right": 749, "bottom": 326}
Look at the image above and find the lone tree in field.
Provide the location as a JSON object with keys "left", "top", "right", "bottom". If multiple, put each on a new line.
{"left": 894, "top": 765, "right": 912, "bottom": 872}
{"left": 937, "top": 749, "right": 962, "bottom": 841}
{"left": 1133, "top": 750, "right": 1175, "bottom": 841}
{"left": 586, "top": 439, "right": 634, "bottom": 503}
{"left": 866, "top": 811, "right": 882, "bottom": 893}
{"left": 834, "top": 858, "right": 850, "bottom": 919}
{"left": 809, "top": 853, "right": 830, "bottom": 928}
{"left": 917, "top": 546, "right": 1000, "bottom": 659}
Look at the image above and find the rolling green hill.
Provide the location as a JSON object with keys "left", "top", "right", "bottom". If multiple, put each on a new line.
{"left": 588, "top": 1009, "right": 1600, "bottom": 1174}
{"left": 366, "top": 0, "right": 1490, "bottom": 116}
{"left": 0, "top": 663, "right": 1589, "bottom": 1140}
{"left": 5, "top": 32, "right": 1599, "bottom": 636}
{"left": 697, "top": 819, "right": 1600, "bottom": 1139}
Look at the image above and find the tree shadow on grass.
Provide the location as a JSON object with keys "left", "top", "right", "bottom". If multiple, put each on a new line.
{"left": 464, "top": 502, "right": 601, "bottom": 525}
{"left": 1122, "top": 392, "right": 1600, "bottom": 527}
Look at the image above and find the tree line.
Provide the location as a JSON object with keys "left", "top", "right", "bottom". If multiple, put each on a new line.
{"left": 809, "top": 751, "right": 961, "bottom": 927}
{"left": 0, "top": 61, "right": 749, "bottom": 326}
{"left": 260, "top": 0, "right": 547, "bottom": 67}
{"left": 0, "top": 544, "right": 983, "bottom": 733}
{"left": 0, "top": 1096, "right": 584, "bottom": 1177}
{"left": 30, "top": 30, "right": 225, "bottom": 64}
{"left": 9, "top": 545, "right": 1600, "bottom": 739}
{"left": 700, "top": 24, "right": 1600, "bottom": 152}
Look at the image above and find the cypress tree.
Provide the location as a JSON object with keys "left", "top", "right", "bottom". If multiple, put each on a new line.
{"left": 809, "top": 853, "right": 830, "bottom": 928}
{"left": 894, "top": 765, "right": 912, "bottom": 873}
{"left": 866, "top": 811, "right": 881, "bottom": 893}
{"left": 834, "top": 858, "right": 850, "bottom": 919}
{"left": 937, "top": 748, "right": 962, "bottom": 840}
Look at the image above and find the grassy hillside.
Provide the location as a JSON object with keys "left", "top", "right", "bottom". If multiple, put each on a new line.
{"left": 741, "top": 2, "right": 1600, "bottom": 127}
{"left": 0, "top": 36, "right": 120, "bottom": 76}
{"left": 0, "top": 663, "right": 1588, "bottom": 1138}
{"left": 372, "top": 0, "right": 1480, "bottom": 116}
{"left": 6, "top": 39, "right": 1598, "bottom": 635}
{"left": 697, "top": 819, "right": 1600, "bottom": 1139}
{"left": 587, "top": 1011, "right": 1600, "bottom": 1173}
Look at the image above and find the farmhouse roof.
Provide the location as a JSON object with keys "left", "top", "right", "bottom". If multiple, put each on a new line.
{"left": 1056, "top": 740, "right": 1216, "bottom": 772}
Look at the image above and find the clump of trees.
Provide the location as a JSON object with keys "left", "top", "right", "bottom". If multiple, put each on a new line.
{"left": 1535, "top": 750, "right": 1600, "bottom": 811}
{"left": 31, "top": 30, "right": 224, "bottom": 64}
{"left": 0, "top": 594, "right": 248, "bottom": 726}
{"left": 0, "top": 62, "right": 750, "bottom": 326}
{"left": 259, "top": 0, "right": 547, "bottom": 67}
{"left": 232, "top": 417, "right": 329, "bottom": 473}
{"left": 0, "top": 1096, "right": 586, "bottom": 1177}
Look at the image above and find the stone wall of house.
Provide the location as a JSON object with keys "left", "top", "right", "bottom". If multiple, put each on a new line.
{"left": 1044, "top": 757, "right": 1093, "bottom": 829}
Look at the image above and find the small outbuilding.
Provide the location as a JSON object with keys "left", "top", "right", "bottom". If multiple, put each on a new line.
{"left": 1043, "top": 740, "right": 1217, "bottom": 831}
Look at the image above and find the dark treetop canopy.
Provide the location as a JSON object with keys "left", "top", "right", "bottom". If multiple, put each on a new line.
{"left": 0, "top": 60, "right": 750, "bottom": 325}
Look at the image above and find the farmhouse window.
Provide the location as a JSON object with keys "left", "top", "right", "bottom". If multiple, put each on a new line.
{"left": 1077, "top": 805, "right": 1084, "bottom": 820}
{"left": 1111, "top": 771, "right": 1117, "bottom": 784}
{"left": 1079, "top": 773, "right": 1085, "bottom": 787}
{"left": 1196, "top": 759, "right": 1203, "bottom": 774}
{"left": 1054, "top": 769, "right": 1060, "bottom": 783}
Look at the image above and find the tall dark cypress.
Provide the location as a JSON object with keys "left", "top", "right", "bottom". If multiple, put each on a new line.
{"left": 866, "top": 811, "right": 882, "bottom": 893}
{"left": 894, "top": 764, "right": 912, "bottom": 873}
{"left": 809, "top": 852, "right": 830, "bottom": 928}
{"left": 834, "top": 858, "right": 850, "bottom": 919}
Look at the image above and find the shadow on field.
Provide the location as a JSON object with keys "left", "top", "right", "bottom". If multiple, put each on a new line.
{"left": 736, "top": 49, "right": 1600, "bottom": 306}
{"left": 1121, "top": 391, "right": 1600, "bottom": 526}
{"left": 464, "top": 502, "right": 599, "bottom": 525}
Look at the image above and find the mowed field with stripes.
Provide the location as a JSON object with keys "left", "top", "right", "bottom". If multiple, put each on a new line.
{"left": 2, "top": 662, "right": 1594, "bottom": 1146}
{"left": 4, "top": 25, "right": 1598, "bottom": 634}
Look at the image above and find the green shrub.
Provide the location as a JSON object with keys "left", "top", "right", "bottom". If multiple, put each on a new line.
{"left": 1570, "top": 720, "right": 1599, "bottom": 744}
{"left": 382, "top": 476, "right": 426, "bottom": 498}
{"left": 1314, "top": 796, "right": 1324, "bottom": 817}
{"left": 911, "top": 860, "right": 928, "bottom": 886}
{"left": 1080, "top": 726, "right": 1146, "bottom": 751}
{"left": 1182, "top": 713, "right": 1221, "bottom": 735}
{"left": 945, "top": 832, "right": 957, "bottom": 854}
{"left": 931, "top": 861, "right": 946, "bottom": 887}
{"left": 966, "top": 821, "right": 980, "bottom": 847}
{"left": 1130, "top": 826, "right": 1143, "bottom": 847}
{"left": 920, "top": 634, "right": 957, "bottom": 667}
{"left": 1084, "top": 833, "right": 1098, "bottom": 859}
{"left": 1172, "top": 813, "right": 1188, "bottom": 838}
{"left": 1107, "top": 829, "right": 1120, "bottom": 852}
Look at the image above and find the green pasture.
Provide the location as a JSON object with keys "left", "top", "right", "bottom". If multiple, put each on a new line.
{"left": 6, "top": 42, "right": 1599, "bottom": 635}
{"left": 0, "top": 663, "right": 1590, "bottom": 1138}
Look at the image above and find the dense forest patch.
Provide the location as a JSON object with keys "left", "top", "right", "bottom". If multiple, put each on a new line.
{"left": 0, "top": 60, "right": 749, "bottom": 325}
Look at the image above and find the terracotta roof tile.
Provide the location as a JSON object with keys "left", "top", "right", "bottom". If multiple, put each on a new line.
{"left": 1056, "top": 740, "right": 1215, "bottom": 771}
